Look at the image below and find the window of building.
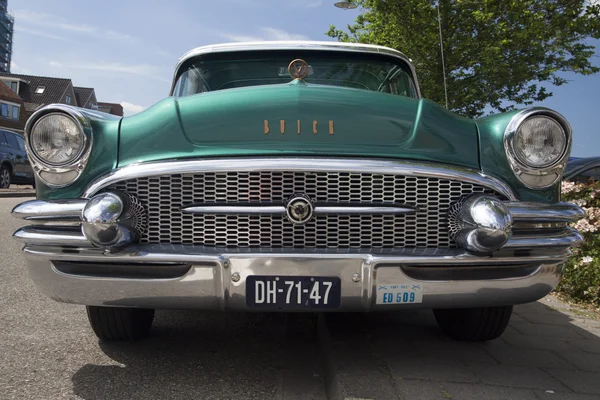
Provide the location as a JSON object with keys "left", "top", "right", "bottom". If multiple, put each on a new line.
{"left": 12, "top": 105, "right": 19, "bottom": 120}
{"left": 35, "top": 86, "right": 46, "bottom": 94}
{"left": 1, "top": 103, "right": 7, "bottom": 117}
{"left": 65, "top": 95, "right": 71, "bottom": 104}
{"left": 10, "top": 82, "right": 17, "bottom": 93}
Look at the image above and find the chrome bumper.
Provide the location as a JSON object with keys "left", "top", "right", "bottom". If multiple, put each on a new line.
{"left": 22, "top": 245, "right": 566, "bottom": 310}
{"left": 12, "top": 198, "right": 584, "bottom": 311}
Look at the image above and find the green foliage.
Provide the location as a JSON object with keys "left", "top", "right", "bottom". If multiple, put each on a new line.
{"left": 557, "top": 180, "right": 600, "bottom": 307}
{"left": 328, "top": 0, "right": 600, "bottom": 118}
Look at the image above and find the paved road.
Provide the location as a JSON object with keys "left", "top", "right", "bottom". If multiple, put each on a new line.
{"left": 1, "top": 197, "right": 600, "bottom": 400}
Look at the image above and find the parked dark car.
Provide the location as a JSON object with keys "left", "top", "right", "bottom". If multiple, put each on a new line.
{"left": 0, "top": 129, "right": 35, "bottom": 188}
{"left": 564, "top": 157, "right": 600, "bottom": 183}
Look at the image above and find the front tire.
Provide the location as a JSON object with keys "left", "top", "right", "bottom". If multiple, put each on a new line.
{"left": 0, "top": 165, "right": 10, "bottom": 188}
{"left": 86, "top": 306, "right": 154, "bottom": 341}
{"left": 433, "top": 306, "right": 513, "bottom": 342}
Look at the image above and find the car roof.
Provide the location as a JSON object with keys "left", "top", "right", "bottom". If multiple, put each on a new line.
{"left": 564, "top": 156, "right": 600, "bottom": 180}
{"left": 177, "top": 41, "right": 412, "bottom": 64}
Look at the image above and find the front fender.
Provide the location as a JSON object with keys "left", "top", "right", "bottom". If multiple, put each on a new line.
{"left": 34, "top": 107, "right": 122, "bottom": 200}
{"left": 476, "top": 110, "right": 560, "bottom": 204}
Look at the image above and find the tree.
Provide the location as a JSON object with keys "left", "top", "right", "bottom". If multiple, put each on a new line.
{"left": 328, "top": 0, "right": 600, "bottom": 118}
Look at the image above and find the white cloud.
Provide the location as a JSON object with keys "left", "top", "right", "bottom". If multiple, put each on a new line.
{"left": 218, "top": 27, "right": 310, "bottom": 42}
{"left": 48, "top": 60, "right": 63, "bottom": 68}
{"left": 70, "top": 62, "right": 170, "bottom": 83}
{"left": 105, "top": 30, "right": 138, "bottom": 45}
{"left": 14, "top": 9, "right": 138, "bottom": 45}
{"left": 121, "top": 102, "right": 145, "bottom": 116}
{"left": 10, "top": 61, "right": 31, "bottom": 74}
{"left": 15, "top": 26, "right": 75, "bottom": 43}
{"left": 305, "top": 0, "right": 323, "bottom": 8}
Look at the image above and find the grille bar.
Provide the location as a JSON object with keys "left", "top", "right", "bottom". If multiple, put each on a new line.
{"left": 109, "top": 170, "right": 504, "bottom": 249}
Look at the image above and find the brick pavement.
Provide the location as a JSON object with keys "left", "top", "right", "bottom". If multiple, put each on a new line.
{"left": 321, "top": 297, "right": 600, "bottom": 400}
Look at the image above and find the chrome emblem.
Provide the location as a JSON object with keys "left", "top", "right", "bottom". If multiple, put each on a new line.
{"left": 288, "top": 59, "right": 309, "bottom": 80}
{"left": 286, "top": 194, "right": 314, "bottom": 225}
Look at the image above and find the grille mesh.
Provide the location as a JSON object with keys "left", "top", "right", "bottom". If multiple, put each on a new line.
{"left": 108, "top": 171, "right": 503, "bottom": 249}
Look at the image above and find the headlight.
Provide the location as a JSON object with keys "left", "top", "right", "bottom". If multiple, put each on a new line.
{"left": 504, "top": 108, "right": 571, "bottom": 189}
{"left": 513, "top": 116, "right": 566, "bottom": 168}
{"left": 30, "top": 113, "right": 85, "bottom": 166}
{"left": 24, "top": 106, "right": 93, "bottom": 187}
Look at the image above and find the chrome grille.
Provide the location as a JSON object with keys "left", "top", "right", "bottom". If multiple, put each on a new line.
{"left": 108, "top": 171, "right": 503, "bottom": 249}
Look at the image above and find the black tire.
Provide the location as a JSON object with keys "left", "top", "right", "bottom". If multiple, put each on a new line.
{"left": 433, "top": 306, "right": 513, "bottom": 342}
{"left": 0, "top": 164, "right": 10, "bottom": 189}
{"left": 86, "top": 306, "right": 154, "bottom": 341}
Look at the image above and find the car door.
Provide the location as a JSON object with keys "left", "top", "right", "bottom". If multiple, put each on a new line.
{"left": 0, "top": 131, "right": 15, "bottom": 172}
{"left": 14, "top": 134, "right": 33, "bottom": 178}
{"left": 4, "top": 131, "right": 27, "bottom": 178}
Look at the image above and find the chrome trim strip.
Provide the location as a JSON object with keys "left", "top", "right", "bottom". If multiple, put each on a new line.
{"left": 182, "top": 205, "right": 286, "bottom": 215}
{"left": 507, "top": 202, "right": 585, "bottom": 222}
{"left": 313, "top": 206, "right": 418, "bottom": 215}
{"left": 23, "top": 245, "right": 570, "bottom": 265}
{"left": 83, "top": 158, "right": 518, "bottom": 200}
{"left": 11, "top": 199, "right": 87, "bottom": 221}
{"left": 14, "top": 224, "right": 582, "bottom": 253}
{"left": 505, "top": 228, "right": 583, "bottom": 249}
{"left": 181, "top": 204, "right": 418, "bottom": 215}
{"left": 172, "top": 41, "right": 422, "bottom": 98}
{"left": 503, "top": 107, "right": 572, "bottom": 189}
{"left": 14, "top": 227, "right": 91, "bottom": 247}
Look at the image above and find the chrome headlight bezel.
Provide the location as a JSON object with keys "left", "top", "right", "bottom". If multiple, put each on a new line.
{"left": 24, "top": 104, "right": 93, "bottom": 188}
{"left": 503, "top": 108, "right": 571, "bottom": 189}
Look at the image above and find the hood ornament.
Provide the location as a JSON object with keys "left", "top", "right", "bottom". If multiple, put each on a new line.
{"left": 288, "top": 59, "right": 310, "bottom": 80}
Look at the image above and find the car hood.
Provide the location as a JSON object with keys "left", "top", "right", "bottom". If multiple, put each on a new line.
{"left": 118, "top": 83, "right": 480, "bottom": 169}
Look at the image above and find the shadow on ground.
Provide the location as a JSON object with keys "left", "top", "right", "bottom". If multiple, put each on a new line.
{"left": 70, "top": 302, "right": 600, "bottom": 400}
{"left": 71, "top": 312, "right": 322, "bottom": 400}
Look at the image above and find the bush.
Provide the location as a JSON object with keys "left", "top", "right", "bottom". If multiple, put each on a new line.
{"left": 556, "top": 180, "right": 600, "bottom": 307}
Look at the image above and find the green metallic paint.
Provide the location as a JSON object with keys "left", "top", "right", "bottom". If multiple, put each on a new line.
{"left": 36, "top": 85, "right": 561, "bottom": 205}
{"left": 118, "top": 83, "right": 481, "bottom": 169}
{"left": 476, "top": 111, "right": 560, "bottom": 203}
{"left": 37, "top": 109, "right": 121, "bottom": 200}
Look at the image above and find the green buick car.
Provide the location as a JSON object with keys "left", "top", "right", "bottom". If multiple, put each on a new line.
{"left": 12, "top": 42, "right": 585, "bottom": 342}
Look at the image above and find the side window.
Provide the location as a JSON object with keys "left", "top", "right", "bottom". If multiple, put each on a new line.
{"left": 388, "top": 71, "right": 416, "bottom": 97}
{"left": 15, "top": 135, "right": 25, "bottom": 151}
{"left": 5, "top": 132, "right": 18, "bottom": 149}
{"left": 0, "top": 132, "right": 8, "bottom": 146}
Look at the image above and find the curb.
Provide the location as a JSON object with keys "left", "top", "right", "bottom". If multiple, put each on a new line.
{"left": 0, "top": 191, "right": 35, "bottom": 198}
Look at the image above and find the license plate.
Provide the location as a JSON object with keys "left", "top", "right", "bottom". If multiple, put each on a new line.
{"left": 376, "top": 283, "right": 424, "bottom": 304}
{"left": 246, "top": 276, "right": 341, "bottom": 309}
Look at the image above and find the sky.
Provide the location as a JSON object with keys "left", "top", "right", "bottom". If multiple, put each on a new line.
{"left": 8, "top": 0, "right": 600, "bottom": 157}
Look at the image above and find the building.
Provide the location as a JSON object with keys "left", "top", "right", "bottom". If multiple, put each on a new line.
{"left": 73, "top": 87, "right": 98, "bottom": 110}
{"left": 97, "top": 102, "right": 124, "bottom": 116}
{"left": 0, "top": 0, "right": 13, "bottom": 73}
{"left": 0, "top": 72, "right": 123, "bottom": 129}
{"left": 0, "top": 80, "right": 25, "bottom": 132}
{"left": 0, "top": 72, "right": 76, "bottom": 116}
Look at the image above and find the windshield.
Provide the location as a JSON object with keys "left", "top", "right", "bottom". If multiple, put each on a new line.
{"left": 172, "top": 51, "right": 417, "bottom": 98}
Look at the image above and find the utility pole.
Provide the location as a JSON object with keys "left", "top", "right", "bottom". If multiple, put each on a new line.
{"left": 437, "top": 2, "right": 449, "bottom": 109}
